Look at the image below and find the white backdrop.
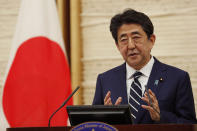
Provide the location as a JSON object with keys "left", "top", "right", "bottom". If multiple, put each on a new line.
{"left": 80, "top": 0, "right": 197, "bottom": 109}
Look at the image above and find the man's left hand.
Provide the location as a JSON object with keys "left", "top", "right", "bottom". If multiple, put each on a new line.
{"left": 141, "top": 89, "right": 160, "bottom": 122}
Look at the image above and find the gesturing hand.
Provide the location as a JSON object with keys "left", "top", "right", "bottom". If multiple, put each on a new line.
{"left": 104, "top": 91, "right": 122, "bottom": 105}
{"left": 141, "top": 89, "right": 160, "bottom": 121}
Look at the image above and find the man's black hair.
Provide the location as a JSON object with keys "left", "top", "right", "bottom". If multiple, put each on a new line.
{"left": 110, "top": 9, "right": 154, "bottom": 43}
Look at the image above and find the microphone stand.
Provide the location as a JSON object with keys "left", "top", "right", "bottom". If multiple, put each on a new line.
{"left": 48, "top": 86, "right": 80, "bottom": 127}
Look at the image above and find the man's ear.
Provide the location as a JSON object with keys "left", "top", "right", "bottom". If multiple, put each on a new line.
{"left": 149, "top": 34, "right": 156, "bottom": 48}
{"left": 115, "top": 43, "right": 120, "bottom": 52}
{"left": 115, "top": 42, "right": 120, "bottom": 49}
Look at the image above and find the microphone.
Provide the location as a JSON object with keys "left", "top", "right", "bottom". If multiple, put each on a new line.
{"left": 48, "top": 86, "right": 80, "bottom": 127}
{"left": 144, "top": 85, "right": 160, "bottom": 115}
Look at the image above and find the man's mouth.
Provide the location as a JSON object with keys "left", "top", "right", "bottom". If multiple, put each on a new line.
{"left": 129, "top": 53, "right": 138, "bottom": 56}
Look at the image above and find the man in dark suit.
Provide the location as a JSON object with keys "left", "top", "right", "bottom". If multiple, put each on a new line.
{"left": 92, "top": 9, "right": 196, "bottom": 124}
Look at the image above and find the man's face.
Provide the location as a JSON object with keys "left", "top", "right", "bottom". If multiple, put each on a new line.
{"left": 116, "top": 24, "right": 155, "bottom": 70}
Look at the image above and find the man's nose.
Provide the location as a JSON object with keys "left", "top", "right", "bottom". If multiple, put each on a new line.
{"left": 128, "top": 38, "right": 136, "bottom": 49}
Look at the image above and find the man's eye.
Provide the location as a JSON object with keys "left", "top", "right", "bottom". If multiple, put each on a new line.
{"left": 120, "top": 39, "right": 127, "bottom": 42}
{"left": 133, "top": 36, "right": 140, "bottom": 40}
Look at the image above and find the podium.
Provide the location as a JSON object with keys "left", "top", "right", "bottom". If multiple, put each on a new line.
{"left": 6, "top": 124, "right": 197, "bottom": 131}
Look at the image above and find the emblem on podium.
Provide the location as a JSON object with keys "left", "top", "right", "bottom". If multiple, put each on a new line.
{"left": 71, "top": 122, "right": 118, "bottom": 131}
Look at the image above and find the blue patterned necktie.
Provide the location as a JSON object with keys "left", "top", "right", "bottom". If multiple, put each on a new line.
{"left": 129, "top": 71, "right": 142, "bottom": 119}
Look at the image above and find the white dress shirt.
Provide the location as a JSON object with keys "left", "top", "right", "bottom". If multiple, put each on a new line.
{"left": 126, "top": 56, "right": 155, "bottom": 102}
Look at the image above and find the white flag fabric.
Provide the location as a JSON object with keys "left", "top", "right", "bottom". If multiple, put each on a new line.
{"left": 0, "top": 0, "right": 72, "bottom": 129}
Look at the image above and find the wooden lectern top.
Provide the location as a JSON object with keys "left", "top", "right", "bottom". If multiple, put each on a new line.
{"left": 6, "top": 124, "right": 197, "bottom": 131}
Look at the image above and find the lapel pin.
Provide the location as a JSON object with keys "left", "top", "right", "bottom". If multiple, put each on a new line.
{"left": 159, "top": 78, "right": 163, "bottom": 82}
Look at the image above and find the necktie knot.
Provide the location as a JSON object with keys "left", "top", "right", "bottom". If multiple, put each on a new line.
{"left": 133, "top": 71, "right": 142, "bottom": 79}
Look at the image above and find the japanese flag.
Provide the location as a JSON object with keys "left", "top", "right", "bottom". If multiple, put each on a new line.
{"left": 0, "top": 0, "right": 72, "bottom": 129}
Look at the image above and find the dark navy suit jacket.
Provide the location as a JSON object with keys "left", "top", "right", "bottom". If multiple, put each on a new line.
{"left": 92, "top": 57, "right": 196, "bottom": 124}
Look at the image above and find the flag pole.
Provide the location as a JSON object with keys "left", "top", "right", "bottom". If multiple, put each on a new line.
{"left": 70, "top": 0, "right": 82, "bottom": 105}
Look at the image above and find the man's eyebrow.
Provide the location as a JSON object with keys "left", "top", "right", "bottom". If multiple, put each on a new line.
{"left": 119, "top": 31, "right": 141, "bottom": 39}
{"left": 131, "top": 31, "right": 141, "bottom": 35}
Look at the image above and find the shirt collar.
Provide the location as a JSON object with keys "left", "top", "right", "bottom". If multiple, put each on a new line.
{"left": 126, "top": 56, "right": 155, "bottom": 79}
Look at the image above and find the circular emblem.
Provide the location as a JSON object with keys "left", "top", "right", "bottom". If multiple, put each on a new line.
{"left": 71, "top": 121, "right": 118, "bottom": 131}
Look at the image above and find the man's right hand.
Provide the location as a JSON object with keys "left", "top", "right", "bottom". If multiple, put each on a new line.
{"left": 104, "top": 91, "right": 122, "bottom": 105}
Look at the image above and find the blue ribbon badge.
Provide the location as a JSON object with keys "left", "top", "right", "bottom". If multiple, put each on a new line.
{"left": 154, "top": 80, "right": 159, "bottom": 86}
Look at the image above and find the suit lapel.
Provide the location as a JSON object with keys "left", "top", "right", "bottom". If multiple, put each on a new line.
{"left": 147, "top": 58, "right": 166, "bottom": 94}
{"left": 116, "top": 63, "right": 128, "bottom": 104}
{"left": 147, "top": 58, "right": 167, "bottom": 98}
{"left": 135, "top": 57, "right": 167, "bottom": 123}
